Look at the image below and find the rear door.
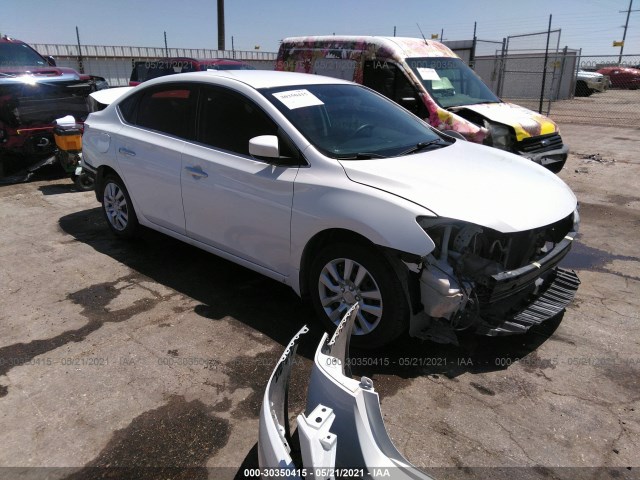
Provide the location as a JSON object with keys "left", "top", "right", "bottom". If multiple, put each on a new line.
{"left": 114, "top": 83, "right": 197, "bottom": 234}
{"left": 181, "top": 85, "right": 300, "bottom": 275}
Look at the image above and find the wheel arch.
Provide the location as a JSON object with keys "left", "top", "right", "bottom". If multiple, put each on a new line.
{"left": 298, "top": 228, "right": 424, "bottom": 317}
{"left": 299, "top": 229, "right": 372, "bottom": 298}
{"left": 95, "top": 165, "right": 120, "bottom": 202}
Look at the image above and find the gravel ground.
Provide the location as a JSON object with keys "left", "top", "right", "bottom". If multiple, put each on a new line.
{"left": 0, "top": 118, "right": 638, "bottom": 480}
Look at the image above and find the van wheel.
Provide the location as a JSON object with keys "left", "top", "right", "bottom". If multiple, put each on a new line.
{"left": 308, "top": 243, "right": 408, "bottom": 349}
{"left": 546, "top": 159, "right": 566, "bottom": 174}
{"left": 102, "top": 174, "right": 139, "bottom": 238}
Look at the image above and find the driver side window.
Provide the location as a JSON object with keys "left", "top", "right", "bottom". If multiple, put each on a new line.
{"left": 363, "top": 61, "right": 423, "bottom": 116}
{"left": 198, "top": 87, "right": 277, "bottom": 156}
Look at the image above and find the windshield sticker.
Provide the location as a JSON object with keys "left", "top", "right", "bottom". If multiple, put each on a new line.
{"left": 272, "top": 89, "right": 324, "bottom": 109}
{"left": 417, "top": 67, "right": 441, "bottom": 81}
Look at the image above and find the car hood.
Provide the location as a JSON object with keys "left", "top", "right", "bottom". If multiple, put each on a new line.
{"left": 0, "top": 67, "right": 82, "bottom": 84}
{"left": 339, "top": 140, "right": 576, "bottom": 233}
{"left": 453, "top": 101, "right": 558, "bottom": 141}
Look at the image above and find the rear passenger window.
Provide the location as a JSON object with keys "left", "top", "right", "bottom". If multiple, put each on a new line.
{"left": 135, "top": 85, "right": 197, "bottom": 139}
{"left": 118, "top": 94, "right": 139, "bottom": 123}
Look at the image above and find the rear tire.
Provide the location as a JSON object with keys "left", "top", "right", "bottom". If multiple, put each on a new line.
{"left": 308, "top": 243, "right": 408, "bottom": 349}
{"left": 101, "top": 174, "right": 139, "bottom": 238}
{"left": 73, "top": 172, "right": 95, "bottom": 191}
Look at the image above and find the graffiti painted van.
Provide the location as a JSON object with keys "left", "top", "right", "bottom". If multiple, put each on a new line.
{"left": 276, "top": 36, "right": 568, "bottom": 172}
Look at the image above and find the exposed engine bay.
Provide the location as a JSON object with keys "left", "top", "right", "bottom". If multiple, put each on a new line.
{"left": 415, "top": 211, "right": 580, "bottom": 340}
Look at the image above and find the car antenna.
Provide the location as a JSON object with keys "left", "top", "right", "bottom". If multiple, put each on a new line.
{"left": 416, "top": 23, "right": 429, "bottom": 45}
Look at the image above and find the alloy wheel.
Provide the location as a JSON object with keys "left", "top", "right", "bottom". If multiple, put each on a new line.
{"left": 317, "top": 257, "right": 383, "bottom": 335}
{"left": 103, "top": 182, "right": 129, "bottom": 231}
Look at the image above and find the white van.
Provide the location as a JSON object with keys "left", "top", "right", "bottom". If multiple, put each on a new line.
{"left": 277, "top": 36, "right": 569, "bottom": 172}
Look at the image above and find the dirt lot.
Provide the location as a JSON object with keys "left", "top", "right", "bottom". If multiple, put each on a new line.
{"left": 0, "top": 120, "right": 638, "bottom": 479}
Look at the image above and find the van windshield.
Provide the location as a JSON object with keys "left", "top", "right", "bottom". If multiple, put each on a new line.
{"left": 407, "top": 57, "right": 500, "bottom": 108}
{"left": 262, "top": 83, "right": 447, "bottom": 159}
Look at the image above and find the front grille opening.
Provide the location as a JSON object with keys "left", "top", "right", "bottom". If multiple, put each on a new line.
{"left": 517, "top": 132, "right": 563, "bottom": 154}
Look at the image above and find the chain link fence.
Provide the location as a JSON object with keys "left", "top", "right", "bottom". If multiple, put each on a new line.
{"left": 465, "top": 41, "right": 639, "bottom": 127}
{"left": 30, "top": 43, "right": 640, "bottom": 126}
{"left": 543, "top": 54, "right": 640, "bottom": 127}
{"left": 32, "top": 44, "right": 278, "bottom": 87}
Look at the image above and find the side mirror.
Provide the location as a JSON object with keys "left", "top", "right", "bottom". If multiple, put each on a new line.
{"left": 249, "top": 135, "right": 279, "bottom": 159}
{"left": 45, "top": 55, "right": 56, "bottom": 67}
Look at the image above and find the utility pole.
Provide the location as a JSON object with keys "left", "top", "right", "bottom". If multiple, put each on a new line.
{"left": 618, "top": 0, "right": 639, "bottom": 63}
{"left": 470, "top": 21, "right": 477, "bottom": 68}
{"left": 164, "top": 31, "right": 168, "bottom": 58}
{"left": 217, "top": 0, "right": 225, "bottom": 50}
{"left": 75, "top": 26, "right": 84, "bottom": 74}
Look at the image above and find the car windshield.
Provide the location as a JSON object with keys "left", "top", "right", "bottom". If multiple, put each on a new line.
{"left": 262, "top": 83, "right": 446, "bottom": 159}
{"left": 0, "top": 43, "right": 48, "bottom": 67}
{"left": 407, "top": 57, "right": 500, "bottom": 108}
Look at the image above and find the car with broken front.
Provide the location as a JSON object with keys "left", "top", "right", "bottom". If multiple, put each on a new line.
{"left": 0, "top": 35, "right": 107, "bottom": 161}
{"left": 82, "top": 70, "right": 580, "bottom": 348}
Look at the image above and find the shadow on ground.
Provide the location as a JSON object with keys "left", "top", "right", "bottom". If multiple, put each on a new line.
{"left": 59, "top": 207, "right": 564, "bottom": 380}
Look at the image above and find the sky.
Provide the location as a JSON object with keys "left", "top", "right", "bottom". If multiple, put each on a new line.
{"left": 1, "top": 0, "right": 638, "bottom": 57}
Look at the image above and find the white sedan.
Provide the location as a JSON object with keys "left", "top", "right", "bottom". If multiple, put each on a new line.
{"left": 82, "top": 70, "right": 580, "bottom": 348}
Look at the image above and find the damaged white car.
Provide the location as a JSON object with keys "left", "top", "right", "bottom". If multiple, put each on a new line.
{"left": 258, "top": 304, "right": 434, "bottom": 478}
{"left": 82, "top": 70, "right": 580, "bottom": 348}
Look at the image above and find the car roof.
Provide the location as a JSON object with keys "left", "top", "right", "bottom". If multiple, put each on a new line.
{"left": 281, "top": 35, "right": 457, "bottom": 59}
{"left": 142, "top": 70, "right": 353, "bottom": 89}
{"left": 0, "top": 35, "right": 27, "bottom": 44}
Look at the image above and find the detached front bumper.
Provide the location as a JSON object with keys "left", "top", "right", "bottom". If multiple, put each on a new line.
{"left": 258, "top": 305, "right": 433, "bottom": 479}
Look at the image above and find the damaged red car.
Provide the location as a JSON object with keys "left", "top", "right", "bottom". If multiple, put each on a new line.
{"left": 0, "top": 35, "right": 107, "bottom": 170}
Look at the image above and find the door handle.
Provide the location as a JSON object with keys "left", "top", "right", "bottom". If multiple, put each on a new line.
{"left": 118, "top": 147, "right": 136, "bottom": 156}
{"left": 184, "top": 165, "right": 208, "bottom": 178}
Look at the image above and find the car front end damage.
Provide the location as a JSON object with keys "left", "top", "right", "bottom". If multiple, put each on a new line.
{"left": 452, "top": 103, "right": 569, "bottom": 173}
{"left": 258, "top": 305, "right": 434, "bottom": 479}
{"left": 0, "top": 72, "right": 107, "bottom": 158}
{"left": 409, "top": 209, "right": 580, "bottom": 341}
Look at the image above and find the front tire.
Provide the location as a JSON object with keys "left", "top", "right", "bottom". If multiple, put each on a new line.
{"left": 102, "top": 174, "right": 139, "bottom": 238}
{"left": 308, "top": 243, "right": 408, "bottom": 349}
